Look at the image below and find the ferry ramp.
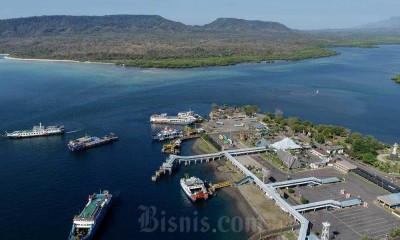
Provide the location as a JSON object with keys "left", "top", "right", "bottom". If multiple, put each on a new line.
{"left": 234, "top": 176, "right": 254, "bottom": 186}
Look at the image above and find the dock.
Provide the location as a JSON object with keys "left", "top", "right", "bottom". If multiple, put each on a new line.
{"left": 151, "top": 146, "right": 311, "bottom": 240}
{"left": 151, "top": 146, "right": 362, "bottom": 240}
{"left": 151, "top": 146, "right": 268, "bottom": 181}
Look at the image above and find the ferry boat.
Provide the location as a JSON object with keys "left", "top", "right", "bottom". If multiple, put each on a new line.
{"left": 68, "top": 133, "right": 118, "bottom": 151}
{"left": 68, "top": 190, "right": 112, "bottom": 240}
{"left": 5, "top": 123, "right": 64, "bottom": 138}
{"left": 180, "top": 176, "right": 209, "bottom": 202}
{"left": 152, "top": 127, "right": 183, "bottom": 141}
{"left": 150, "top": 111, "right": 200, "bottom": 125}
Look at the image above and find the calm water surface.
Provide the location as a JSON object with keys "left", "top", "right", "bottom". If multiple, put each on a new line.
{"left": 0, "top": 45, "right": 399, "bottom": 240}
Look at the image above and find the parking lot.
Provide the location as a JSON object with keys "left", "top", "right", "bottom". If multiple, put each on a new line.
{"left": 204, "top": 117, "right": 260, "bottom": 133}
{"left": 306, "top": 206, "right": 399, "bottom": 240}
{"left": 296, "top": 172, "right": 400, "bottom": 239}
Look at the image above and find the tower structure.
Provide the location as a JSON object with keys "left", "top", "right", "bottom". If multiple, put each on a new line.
{"left": 321, "top": 222, "right": 330, "bottom": 240}
{"left": 391, "top": 143, "right": 399, "bottom": 160}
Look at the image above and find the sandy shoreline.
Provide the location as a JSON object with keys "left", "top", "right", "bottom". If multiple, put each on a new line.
{"left": 191, "top": 139, "right": 267, "bottom": 236}
{"left": 2, "top": 55, "right": 114, "bottom": 65}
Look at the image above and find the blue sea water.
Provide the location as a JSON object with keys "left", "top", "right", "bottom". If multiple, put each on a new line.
{"left": 0, "top": 45, "right": 399, "bottom": 240}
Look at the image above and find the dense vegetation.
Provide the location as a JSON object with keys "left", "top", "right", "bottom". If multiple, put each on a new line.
{"left": 243, "top": 105, "right": 260, "bottom": 117}
{"left": 392, "top": 75, "right": 400, "bottom": 83}
{"left": 1, "top": 15, "right": 399, "bottom": 68}
{"left": 261, "top": 111, "right": 399, "bottom": 173}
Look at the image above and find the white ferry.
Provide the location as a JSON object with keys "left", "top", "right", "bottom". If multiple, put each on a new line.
{"left": 180, "top": 176, "right": 209, "bottom": 202}
{"left": 150, "top": 111, "right": 200, "bottom": 125}
{"left": 5, "top": 123, "right": 64, "bottom": 138}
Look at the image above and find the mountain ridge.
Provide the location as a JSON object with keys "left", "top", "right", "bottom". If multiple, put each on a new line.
{"left": 357, "top": 16, "right": 400, "bottom": 29}
{"left": 0, "top": 15, "right": 292, "bottom": 38}
{"left": 0, "top": 15, "right": 399, "bottom": 68}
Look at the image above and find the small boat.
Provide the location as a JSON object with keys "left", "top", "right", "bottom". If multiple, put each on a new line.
{"left": 180, "top": 175, "right": 209, "bottom": 202}
{"left": 68, "top": 190, "right": 112, "bottom": 240}
{"left": 316, "top": 89, "right": 319, "bottom": 95}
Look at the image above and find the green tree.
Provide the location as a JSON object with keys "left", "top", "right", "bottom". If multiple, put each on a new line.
{"left": 315, "top": 135, "right": 325, "bottom": 144}
{"left": 243, "top": 105, "right": 260, "bottom": 117}
{"left": 362, "top": 153, "right": 377, "bottom": 164}
{"left": 390, "top": 227, "right": 400, "bottom": 237}
{"left": 300, "top": 197, "right": 309, "bottom": 204}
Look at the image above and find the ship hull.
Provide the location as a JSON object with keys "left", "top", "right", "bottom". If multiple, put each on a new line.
{"left": 68, "top": 137, "right": 118, "bottom": 152}
{"left": 152, "top": 133, "right": 183, "bottom": 141}
{"left": 7, "top": 130, "right": 64, "bottom": 139}
{"left": 150, "top": 120, "right": 192, "bottom": 125}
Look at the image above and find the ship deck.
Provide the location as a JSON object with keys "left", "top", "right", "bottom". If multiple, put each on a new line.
{"left": 78, "top": 194, "right": 106, "bottom": 218}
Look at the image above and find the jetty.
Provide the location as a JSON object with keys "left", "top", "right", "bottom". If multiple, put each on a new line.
{"left": 152, "top": 146, "right": 268, "bottom": 181}
{"left": 152, "top": 146, "right": 364, "bottom": 240}
{"left": 152, "top": 147, "right": 311, "bottom": 240}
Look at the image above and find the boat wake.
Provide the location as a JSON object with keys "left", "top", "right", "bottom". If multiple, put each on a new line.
{"left": 66, "top": 129, "right": 83, "bottom": 134}
{"left": 112, "top": 191, "right": 121, "bottom": 198}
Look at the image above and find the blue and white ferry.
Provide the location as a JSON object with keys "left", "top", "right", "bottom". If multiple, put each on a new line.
{"left": 68, "top": 190, "right": 112, "bottom": 240}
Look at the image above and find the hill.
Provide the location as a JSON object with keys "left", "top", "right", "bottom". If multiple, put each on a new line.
{"left": 203, "top": 18, "right": 291, "bottom": 32}
{"left": 0, "top": 15, "right": 189, "bottom": 37}
{"left": 0, "top": 15, "right": 398, "bottom": 68}
{"left": 358, "top": 16, "right": 400, "bottom": 29}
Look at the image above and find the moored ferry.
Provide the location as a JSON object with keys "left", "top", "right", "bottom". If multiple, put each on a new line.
{"left": 5, "top": 123, "right": 64, "bottom": 138}
{"left": 150, "top": 110, "right": 200, "bottom": 125}
{"left": 152, "top": 127, "right": 183, "bottom": 141}
{"left": 180, "top": 176, "right": 209, "bottom": 202}
{"left": 68, "top": 133, "right": 118, "bottom": 151}
{"left": 68, "top": 190, "right": 112, "bottom": 240}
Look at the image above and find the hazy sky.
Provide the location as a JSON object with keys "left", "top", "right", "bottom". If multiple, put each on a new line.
{"left": 1, "top": 0, "right": 399, "bottom": 29}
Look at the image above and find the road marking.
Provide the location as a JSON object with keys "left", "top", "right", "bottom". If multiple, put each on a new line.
{"left": 327, "top": 211, "right": 361, "bottom": 237}
{"left": 366, "top": 226, "right": 393, "bottom": 235}
{"left": 338, "top": 212, "right": 378, "bottom": 221}
{"left": 346, "top": 217, "right": 386, "bottom": 227}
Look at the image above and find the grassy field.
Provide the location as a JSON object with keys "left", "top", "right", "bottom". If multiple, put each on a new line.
{"left": 260, "top": 152, "right": 288, "bottom": 171}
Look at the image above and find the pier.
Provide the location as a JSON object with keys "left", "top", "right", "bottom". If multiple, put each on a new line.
{"left": 152, "top": 146, "right": 268, "bottom": 181}
{"left": 152, "top": 147, "right": 362, "bottom": 240}
{"left": 152, "top": 147, "right": 309, "bottom": 240}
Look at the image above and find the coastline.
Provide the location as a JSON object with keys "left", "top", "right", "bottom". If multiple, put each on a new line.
{"left": 191, "top": 139, "right": 268, "bottom": 236}
{"left": 1, "top": 47, "right": 338, "bottom": 69}
{"left": 3, "top": 55, "right": 114, "bottom": 65}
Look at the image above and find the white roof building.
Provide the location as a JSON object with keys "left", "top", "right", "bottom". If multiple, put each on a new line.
{"left": 271, "top": 137, "right": 302, "bottom": 150}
